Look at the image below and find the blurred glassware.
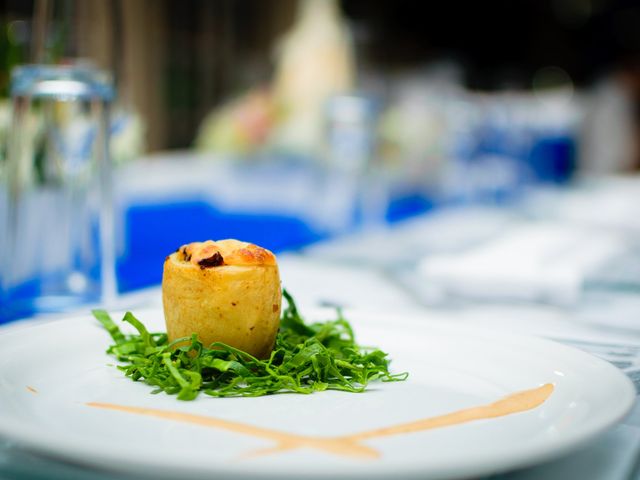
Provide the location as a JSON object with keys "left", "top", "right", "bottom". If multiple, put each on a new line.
{"left": 325, "top": 94, "right": 379, "bottom": 174}
{"left": 375, "top": 66, "right": 582, "bottom": 206}
{"left": 323, "top": 93, "right": 386, "bottom": 231}
{"left": 1, "top": 64, "right": 115, "bottom": 322}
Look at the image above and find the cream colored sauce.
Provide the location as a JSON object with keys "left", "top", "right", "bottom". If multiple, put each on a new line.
{"left": 349, "top": 383, "right": 554, "bottom": 442}
{"left": 86, "top": 383, "right": 553, "bottom": 459}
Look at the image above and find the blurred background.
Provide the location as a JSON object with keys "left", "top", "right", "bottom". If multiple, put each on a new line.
{"left": 1, "top": 0, "right": 640, "bottom": 322}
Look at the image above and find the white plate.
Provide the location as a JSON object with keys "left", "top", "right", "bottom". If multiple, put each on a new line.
{"left": 0, "top": 308, "right": 634, "bottom": 480}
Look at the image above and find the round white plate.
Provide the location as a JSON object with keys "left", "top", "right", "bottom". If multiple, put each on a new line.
{"left": 0, "top": 308, "right": 634, "bottom": 480}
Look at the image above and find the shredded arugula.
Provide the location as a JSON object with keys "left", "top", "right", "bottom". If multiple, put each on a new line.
{"left": 93, "top": 290, "right": 408, "bottom": 400}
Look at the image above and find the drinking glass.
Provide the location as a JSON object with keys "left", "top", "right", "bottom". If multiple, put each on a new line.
{"left": 0, "top": 64, "right": 115, "bottom": 322}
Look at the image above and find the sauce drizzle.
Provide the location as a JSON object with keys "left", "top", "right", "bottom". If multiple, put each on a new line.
{"left": 87, "top": 383, "right": 554, "bottom": 459}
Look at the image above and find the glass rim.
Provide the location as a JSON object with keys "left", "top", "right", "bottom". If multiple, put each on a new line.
{"left": 10, "top": 63, "right": 115, "bottom": 101}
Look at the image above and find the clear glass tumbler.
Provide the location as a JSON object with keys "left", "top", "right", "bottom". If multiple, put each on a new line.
{"left": 1, "top": 64, "right": 115, "bottom": 322}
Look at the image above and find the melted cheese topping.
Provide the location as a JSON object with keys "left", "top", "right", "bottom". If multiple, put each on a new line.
{"left": 176, "top": 239, "right": 277, "bottom": 267}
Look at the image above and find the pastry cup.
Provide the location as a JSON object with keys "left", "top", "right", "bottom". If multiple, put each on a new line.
{"left": 162, "top": 240, "right": 281, "bottom": 359}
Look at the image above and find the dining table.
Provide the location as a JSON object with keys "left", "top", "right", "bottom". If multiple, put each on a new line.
{"left": 2, "top": 174, "right": 640, "bottom": 480}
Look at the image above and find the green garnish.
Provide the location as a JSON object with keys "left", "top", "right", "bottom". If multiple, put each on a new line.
{"left": 93, "top": 290, "right": 407, "bottom": 400}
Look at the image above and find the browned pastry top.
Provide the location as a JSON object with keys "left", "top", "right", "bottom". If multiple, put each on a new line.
{"left": 172, "top": 239, "right": 277, "bottom": 268}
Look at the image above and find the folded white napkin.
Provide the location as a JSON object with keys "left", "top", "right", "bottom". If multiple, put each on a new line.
{"left": 418, "top": 223, "right": 629, "bottom": 306}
